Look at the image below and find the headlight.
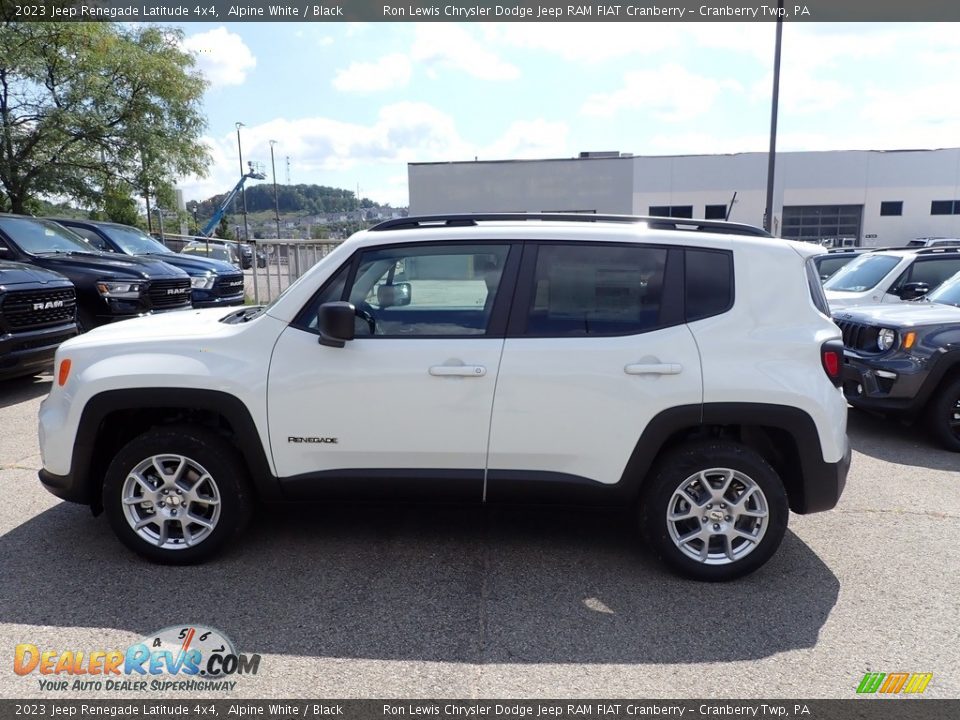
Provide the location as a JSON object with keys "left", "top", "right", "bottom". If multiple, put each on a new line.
{"left": 877, "top": 328, "right": 896, "bottom": 351}
{"left": 190, "top": 274, "right": 215, "bottom": 290}
{"left": 96, "top": 281, "right": 142, "bottom": 299}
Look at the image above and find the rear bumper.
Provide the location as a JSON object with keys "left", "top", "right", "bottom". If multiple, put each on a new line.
{"left": 0, "top": 325, "right": 77, "bottom": 380}
{"left": 795, "top": 437, "right": 850, "bottom": 514}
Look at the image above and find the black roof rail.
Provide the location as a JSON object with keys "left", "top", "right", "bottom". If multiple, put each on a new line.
{"left": 914, "top": 246, "right": 960, "bottom": 255}
{"left": 369, "top": 213, "right": 773, "bottom": 238}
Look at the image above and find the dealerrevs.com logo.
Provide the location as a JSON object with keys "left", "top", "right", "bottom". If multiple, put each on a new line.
{"left": 14, "top": 625, "right": 260, "bottom": 692}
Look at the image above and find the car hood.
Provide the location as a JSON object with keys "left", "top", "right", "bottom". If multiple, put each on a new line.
{"left": 62, "top": 307, "right": 240, "bottom": 348}
{"left": 833, "top": 302, "right": 960, "bottom": 327}
{"left": 31, "top": 252, "right": 189, "bottom": 280}
{"left": 0, "top": 260, "right": 70, "bottom": 287}
{"left": 140, "top": 252, "right": 239, "bottom": 276}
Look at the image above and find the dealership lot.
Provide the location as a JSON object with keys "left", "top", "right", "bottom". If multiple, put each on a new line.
{"left": 0, "top": 374, "right": 957, "bottom": 699}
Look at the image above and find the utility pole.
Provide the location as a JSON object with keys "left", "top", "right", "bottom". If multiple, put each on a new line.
{"left": 763, "top": 0, "right": 784, "bottom": 235}
{"left": 269, "top": 140, "right": 281, "bottom": 239}
{"left": 236, "top": 122, "right": 251, "bottom": 243}
{"left": 285, "top": 156, "right": 291, "bottom": 184}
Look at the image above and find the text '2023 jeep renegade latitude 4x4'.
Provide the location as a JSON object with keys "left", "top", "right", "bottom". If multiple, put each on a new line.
{"left": 38, "top": 214, "right": 850, "bottom": 581}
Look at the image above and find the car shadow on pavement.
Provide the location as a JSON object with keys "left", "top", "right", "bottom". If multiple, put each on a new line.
{"left": 0, "top": 501, "right": 838, "bottom": 664}
{"left": 847, "top": 407, "right": 958, "bottom": 472}
{"left": 0, "top": 374, "right": 51, "bottom": 410}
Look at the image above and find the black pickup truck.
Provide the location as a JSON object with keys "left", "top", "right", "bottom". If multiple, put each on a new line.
{"left": 0, "top": 261, "right": 77, "bottom": 381}
{"left": 0, "top": 215, "right": 191, "bottom": 331}
{"left": 835, "top": 271, "right": 960, "bottom": 451}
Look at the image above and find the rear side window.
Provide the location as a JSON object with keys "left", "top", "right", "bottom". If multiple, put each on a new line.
{"left": 523, "top": 244, "right": 667, "bottom": 336}
{"left": 685, "top": 249, "right": 733, "bottom": 321}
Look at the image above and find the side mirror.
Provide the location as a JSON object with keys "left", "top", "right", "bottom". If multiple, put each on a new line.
{"left": 317, "top": 301, "right": 356, "bottom": 348}
{"left": 899, "top": 281, "right": 931, "bottom": 300}
{"left": 376, "top": 282, "right": 412, "bottom": 308}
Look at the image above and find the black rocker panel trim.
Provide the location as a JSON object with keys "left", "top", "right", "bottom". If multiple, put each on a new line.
{"left": 279, "top": 469, "right": 483, "bottom": 502}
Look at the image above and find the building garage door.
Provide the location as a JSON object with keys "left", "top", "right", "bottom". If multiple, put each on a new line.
{"left": 781, "top": 205, "right": 862, "bottom": 245}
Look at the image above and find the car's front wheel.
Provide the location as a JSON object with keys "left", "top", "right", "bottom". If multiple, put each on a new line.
{"left": 640, "top": 441, "right": 788, "bottom": 581}
{"left": 103, "top": 426, "right": 253, "bottom": 563}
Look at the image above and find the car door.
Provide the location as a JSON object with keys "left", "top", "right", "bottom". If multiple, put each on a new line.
{"left": 486, "top": 241, "right": 703, "bottom": 499}
{"left": 885, "top": 256, "right": 960, "bottom": 302}
{"left": 267, "top": 240, "right": 519, "bottom": 500}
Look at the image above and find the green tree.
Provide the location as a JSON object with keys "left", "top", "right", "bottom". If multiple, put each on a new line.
{"left": 0, "top": 18, "right": 210, "bottom": 214}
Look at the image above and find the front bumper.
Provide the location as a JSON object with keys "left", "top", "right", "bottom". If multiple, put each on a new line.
{"left": 0, "top": 324, "right": 78, "bottom": 380}
{"left": 39, "top": 468, "right": 89, "bottom": 504}
{"left": 841, "top": 351, "right": 929, "bottom": 415}
{"left": 192, "top": 292, "right": 244, "bottom": 308}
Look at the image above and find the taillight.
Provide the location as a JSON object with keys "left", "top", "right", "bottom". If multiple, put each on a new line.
{"left": 821, "top": 340, "right": 843, "bottom": 387}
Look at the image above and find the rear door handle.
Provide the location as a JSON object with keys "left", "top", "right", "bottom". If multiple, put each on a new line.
{"left": 624, "top": 363, "right": 682, "bottom": 375}
{"left": 429, "top": 365, "right": 487, "bottom": 377}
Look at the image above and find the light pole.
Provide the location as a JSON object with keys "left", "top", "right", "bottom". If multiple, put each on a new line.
{"left": 235, "top": 122, "right": 251, "bottom": 244}
{"left": 763, "top": 0, "right": 784, "bottom": 235}
{"left": 269, "top": 140, "right": 281, "bottom": 240}
{"left": 236, "top": 121, "right": 259, "bottom": 304}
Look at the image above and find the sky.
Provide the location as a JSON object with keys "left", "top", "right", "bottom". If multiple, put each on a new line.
{"left": 172, "top": 21, "right": 960, "bottom": 208}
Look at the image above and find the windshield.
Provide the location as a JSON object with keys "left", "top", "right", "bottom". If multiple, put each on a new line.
{"left": 0, "top": 216, "right": 94, "bottom": 254}
{"left": 823, "top": 254, "right": 902, "bottom": 292}
{"left": 815, "top": 255, "right": 857, "bottom": 280}
{"left": 102, "top": 225, "right": 171, "bottom": 255}
{"left": 925, "top": 272, "right": 960, "bottom": 307}
{"left": 184, "top": 245, "right": 232, "bottom": 262}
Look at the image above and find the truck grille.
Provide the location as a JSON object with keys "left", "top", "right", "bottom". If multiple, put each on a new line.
{"left": 834, "top": 319, "right": 881, "bottom": 353}
{"left": 0, "top": 287, "right": 76, "bottom": 331}
{"left": 214, "top": 274, "right": 245, "bottom": 298}
{"left": 149, "top": 278, "right": 192, "bottom": 309}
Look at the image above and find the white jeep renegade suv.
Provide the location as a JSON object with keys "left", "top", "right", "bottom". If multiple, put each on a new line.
{"left": 38, "top": 214, "right": 850, "bottom": 581}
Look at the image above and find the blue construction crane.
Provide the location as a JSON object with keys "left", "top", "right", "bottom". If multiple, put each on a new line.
{"left": 199, "top": 161, "right": 267, "bottom": 237}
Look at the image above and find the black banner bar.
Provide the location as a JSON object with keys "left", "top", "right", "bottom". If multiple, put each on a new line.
{"left": 0, "top": 700, "right": 955, "bottom": 720}
{"left": 7, "top": 1, "right": 960, "bottom": 23}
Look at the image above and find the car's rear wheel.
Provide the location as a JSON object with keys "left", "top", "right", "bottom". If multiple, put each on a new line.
{"left": 927, "top": 377, "right": 960, "bottom": 452}
{"left": 640, "top": 441, "right": 789, "bottom": 581}
{"left": 103, "top": 426, "right": 252, "bottom": 563}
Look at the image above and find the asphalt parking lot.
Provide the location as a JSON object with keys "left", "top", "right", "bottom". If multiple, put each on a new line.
{"left": 0, "top": 373, "right": 957, "bottom": 700}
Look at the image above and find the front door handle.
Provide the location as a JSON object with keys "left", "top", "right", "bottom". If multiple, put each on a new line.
{"left": 429, "top": 365, "right": 487, "bottom": 377}
{"left": 624, "top": 363, "right": 682, "bottom": 375}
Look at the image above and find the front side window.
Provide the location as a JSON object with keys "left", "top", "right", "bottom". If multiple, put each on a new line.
{"left": 823, "top": 254, "right": 901, "bottom": 292}
{"left": 891, "top": 258, "right": 960, "bottom": 292}
{"left": 346, "top": 244, "right": 511, "bottom": 337}
{"left": 67, "top": 226, "right": 111, "bottom": 251}
{"left": 523, "top": 244, "right": 667, "bottom": 336}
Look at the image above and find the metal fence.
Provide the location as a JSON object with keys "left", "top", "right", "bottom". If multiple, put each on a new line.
{"left": 157, "top": 234, "right": 343, "bottom": 304}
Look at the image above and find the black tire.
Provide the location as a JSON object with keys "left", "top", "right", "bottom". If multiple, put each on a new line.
{"left": 926, "top": 377, "right": 960, "bottom": 452}
{"left": 639, "top": 441, "right": 789, "bottom": 582}
{"left": 103, "top": 426, "right": 253, "bottom": 564}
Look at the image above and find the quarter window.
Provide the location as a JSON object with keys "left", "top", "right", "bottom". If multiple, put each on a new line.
{"left": 685, "top": 249, "right": 733, "bottom": 321}
{"left": 523, "top": 244, "right": 667, "bottom": 336}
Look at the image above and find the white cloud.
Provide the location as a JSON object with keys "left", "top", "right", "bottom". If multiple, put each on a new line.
{"left": 181, "top": 27, "right": 256, "bottom": 88}
{"left": 582, "top": 65, "right": 742, "bottom": 121}
{"left": 333, "top": 54, "right": 412, "bottom": 92}
{"left": 482, "top": 120, "right": 569, "bottom": 160}
{"left": 411, "top": 24, "right": 519, "bottom": 81}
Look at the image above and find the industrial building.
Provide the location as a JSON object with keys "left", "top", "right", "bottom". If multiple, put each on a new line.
{"left": 408, "top": 148, "right": 960, "bottom": 247}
